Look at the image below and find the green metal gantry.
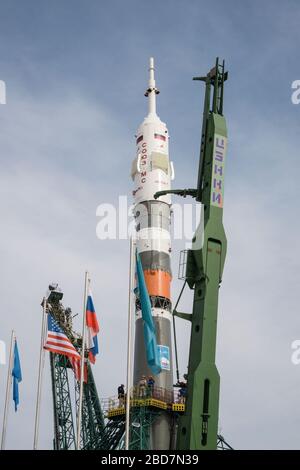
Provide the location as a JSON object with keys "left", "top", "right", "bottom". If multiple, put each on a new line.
{"left": 96, "top": 406, "right": 162, "bottom": 450}
{"left": 76, "top": 363, "right": 106, "bottom": 450}
{"left": 47, "top": 291, "right": 77, "bottom": 450}
{"left": 50, "top": 352, "right": 76, "bottom": 449}
{"left": 129, "top": 407, "right": 161, "bottom": 450}
{"left": 155, "top": 58, "right": 228, "bottom": 450}
{"left": 46, "top": 284, "right": 105, "bottom": 450}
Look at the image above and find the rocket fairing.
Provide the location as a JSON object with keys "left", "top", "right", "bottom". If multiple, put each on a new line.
{"left": 131, "top": 58, "right": 174, "bottom": 449}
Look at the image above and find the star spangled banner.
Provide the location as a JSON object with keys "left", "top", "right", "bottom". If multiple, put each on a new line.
{"left": 44, "top": 313, "right": 83, "bottom": 381}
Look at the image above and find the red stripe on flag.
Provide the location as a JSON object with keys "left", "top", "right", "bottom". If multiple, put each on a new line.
{"left": 86, "top": 310, "right": 99, "bottom": 333}
{"left": 71, "top": 358, "right": 88, "bottom": 383}
{"left": 44, "top": 345, "right": 80, "bottom": 359}
{"left": 47, "top": 333, "right": 70, "bottom": 341}
{"left": 45, "top": 340, "right": 79, "bottom": 353}
{"left": 88, "top": 351, "right": 96, "bottom": 364}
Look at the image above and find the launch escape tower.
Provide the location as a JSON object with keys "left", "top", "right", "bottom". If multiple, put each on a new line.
{"left": 45, "top": 284, "right": 105, "bottom": 450}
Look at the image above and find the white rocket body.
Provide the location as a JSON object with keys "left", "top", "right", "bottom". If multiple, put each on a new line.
{"left": 131, "top": 58, "right": 175, "bottom": 449}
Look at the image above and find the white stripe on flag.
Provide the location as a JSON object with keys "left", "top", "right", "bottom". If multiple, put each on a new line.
{"left": 86, "top": 327, "right": 94, "bottom": 349}
{"left": 48, "top": 331, "right": 69, "bottom": 339}
{"left": 44, "top": 344, "right": 80, "bottom": 359}
{"left": 47, "top": 336, "right": 76, "bottom": 349}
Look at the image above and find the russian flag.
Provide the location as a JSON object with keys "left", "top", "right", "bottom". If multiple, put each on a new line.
{"left": 86, "top": 290, "right": 99, "bottom": 364}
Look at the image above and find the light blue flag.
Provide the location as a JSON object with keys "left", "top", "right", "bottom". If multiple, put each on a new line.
{"left": 136, "top": 250, "right": 161, "bottom": 376}
{"left": 12, "top": 341, "right": 22, "bottom": 412}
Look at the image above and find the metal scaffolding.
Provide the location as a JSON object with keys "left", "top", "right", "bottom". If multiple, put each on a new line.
{"left": 50, "top": 353, "right": 76, "bottom": 450}
{"left": 46, "top": 283, "right": 105, "bottom": 450}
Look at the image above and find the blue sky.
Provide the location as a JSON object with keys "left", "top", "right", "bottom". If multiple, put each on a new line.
{"left": 0, "top": 0, "right": 300, "bottom": 450}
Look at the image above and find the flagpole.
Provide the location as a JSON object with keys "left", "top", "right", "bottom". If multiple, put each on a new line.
{"left": 1, "top": 330, "right": 15, "bottom": 450}
{"left": 33, "top": 297, "right": 47, "bottom": 450}
{"left": 125, "top": 236, "right": 136, "bottom": 450}
{"left": 76, "top": 270, "right": 89, "bottom": 450}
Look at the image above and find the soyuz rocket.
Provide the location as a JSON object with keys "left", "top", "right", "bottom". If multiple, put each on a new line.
{"left": 131, "top": 58, "right": 174, "bottom": 449}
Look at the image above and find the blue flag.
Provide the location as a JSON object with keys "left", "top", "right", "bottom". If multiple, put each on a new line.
{"left": 136, "top": 250, "right": 161, "bottom": 376}
{"left": 12, "top": 341, "right": 22, "bottom": 412}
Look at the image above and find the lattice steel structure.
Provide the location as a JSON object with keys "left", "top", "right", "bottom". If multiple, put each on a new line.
{"left": 50, "top": 353, "right": 76, "bottom": 450}
{"left": 45, "top": 283, "right": 105, "bottom": 450}
{"left": 98, "top": 391, "right": 233, "bottom": 450}
{"left": 76, "top": 363, "right": 105, "bottom": 449}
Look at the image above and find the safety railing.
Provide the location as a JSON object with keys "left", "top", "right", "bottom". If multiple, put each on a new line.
{"left": 100, "top": 386, "right": 186, "bottom": 414}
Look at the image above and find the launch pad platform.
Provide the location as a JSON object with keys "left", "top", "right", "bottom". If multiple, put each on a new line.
{"left": 103, "top": 386, "right": 185, "bottom": 419}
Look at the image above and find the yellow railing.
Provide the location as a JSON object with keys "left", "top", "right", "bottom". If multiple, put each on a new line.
{"left": 101, "top": 386, "right": 186, "bottom": 417}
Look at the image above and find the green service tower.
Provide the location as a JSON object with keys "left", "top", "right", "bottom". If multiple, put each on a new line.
{"left": 177, "top": 58, "right": 228, "bottom": 450}
{"left": 156, "top": 58, "right": 228, "bottom": 450}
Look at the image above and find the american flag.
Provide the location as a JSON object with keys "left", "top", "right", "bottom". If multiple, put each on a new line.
{"left": 44, "top": 314, "right": 81, "bottom": 381}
